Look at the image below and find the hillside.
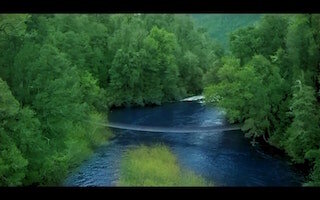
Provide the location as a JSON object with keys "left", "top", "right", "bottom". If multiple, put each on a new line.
{"left": 192, "top": 14, "right": 261, "bottom": 49}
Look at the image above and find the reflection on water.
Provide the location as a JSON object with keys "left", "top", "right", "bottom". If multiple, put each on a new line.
{"left": 64, "top": 101, "right": 304, "bottom": 186}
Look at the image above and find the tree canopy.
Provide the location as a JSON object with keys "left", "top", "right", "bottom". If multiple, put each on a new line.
{"left": 1, "top": 14, "right": 320, "bottom": 186}
{"left": 0, "top": 14, "right": 221, "bottom": 186}
{"left": 204, "top": 14, "right": 320, "bottom": 186}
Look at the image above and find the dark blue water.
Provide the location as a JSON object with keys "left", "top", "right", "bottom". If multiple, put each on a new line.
{"left": 64, "top": 101, "right": 304, "bottom": 186}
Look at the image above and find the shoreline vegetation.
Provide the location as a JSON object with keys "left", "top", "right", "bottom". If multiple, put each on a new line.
{"left": 0, "top": 14, "right": 217, "bottom": 186}
{"left": 203, "top": 15, "right": 320, "bottom": 186}
{"left": 118, "top": 144, "right": 210, "bottom": 186}
{"left": 1, "top": 14, "right": 320, "bottom": 186}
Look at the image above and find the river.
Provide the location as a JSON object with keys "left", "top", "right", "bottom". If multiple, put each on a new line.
{"left": 64, "top": 101, "right": 305, "bottom": 186}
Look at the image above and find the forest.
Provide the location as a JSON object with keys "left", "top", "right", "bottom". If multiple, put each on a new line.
{"left": 192, "top": 14, "right": 261, "bottom": 49}
{"left": 0, "top": 14, "right": 320, "bottom": 186}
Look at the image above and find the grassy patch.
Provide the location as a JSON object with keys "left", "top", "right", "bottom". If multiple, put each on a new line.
{"left": 118, "top": 144, "right": 211, "bottom": 186}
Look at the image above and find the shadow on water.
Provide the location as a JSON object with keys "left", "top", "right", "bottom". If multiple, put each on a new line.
{"left": 64, "top": 101, "right": 305, "bottom": 186}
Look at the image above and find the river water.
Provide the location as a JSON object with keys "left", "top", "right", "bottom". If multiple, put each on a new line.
{"left": 64, "top": 101, "right": 304, "bottom": 186}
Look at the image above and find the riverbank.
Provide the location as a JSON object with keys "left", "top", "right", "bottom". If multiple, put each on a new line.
{"left": 65, "top": 101, "right": 304, "bottom": 186}
{"left": 254, "top": 137, "right": 310, "bottom": 180}
{"left": 60, "top": 128, "right": 114, "bottom": 186}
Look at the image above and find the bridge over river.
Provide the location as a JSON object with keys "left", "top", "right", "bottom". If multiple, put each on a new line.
{"left": 105, "top": 122, "right": 241, "bottom": 133}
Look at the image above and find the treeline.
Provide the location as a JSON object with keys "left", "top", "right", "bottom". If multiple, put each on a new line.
{"left": 204, "top": 14, "right": 320, "bottom": 186}
{"left": 104, "top": 14, "right": 223, "bottom": 106}
{"left": 0, "top": 14, "right": 220, "bottom": 186}
{"left": 0, "top": 14, "right": 112, "bottom": 186}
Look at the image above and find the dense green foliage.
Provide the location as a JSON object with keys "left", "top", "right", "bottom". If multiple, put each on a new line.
{"left": 0, "top": 14, "right": 220, "bottom": 186}
{"left": 204, "top": 14, "right": 320, "bottom": 186}
{"left": 0, "top": 14, "right": 114, "bottom": 186}
{"left": 192, "top": 14, "right": 261, "bottom": 49}
{"left": 119, "top": 144, "right": 209, "bottom": 186}
{"left": 105, "top": 14, "right": 222, "bottom": 106}
{"left": 1, "top": 13, "right": 320, "bottom": 186}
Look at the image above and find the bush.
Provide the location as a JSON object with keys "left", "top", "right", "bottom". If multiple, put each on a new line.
{"left": 119, "top": 144, "right": 210, "bottom": 186}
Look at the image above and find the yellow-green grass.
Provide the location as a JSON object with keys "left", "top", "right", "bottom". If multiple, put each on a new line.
{"left": 118, "top": 144, "right": 211, "bottom": 186}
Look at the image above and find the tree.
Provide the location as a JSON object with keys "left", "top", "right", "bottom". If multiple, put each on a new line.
{"left": 284, "top": 78, "right": 320, "bottom": 164}
{"left": 286, "top": 15, "right": 320, "bottom": 87}
{"left": 179, "top": 51, "right": 203, "bottom": 95}
{"left": 204, "top": 14, "right": 320, "bottom": 185}
{"left": 0, "top": 78, "right": 45, "bottom": 186}
{"left": 230, "top": 15, "right": 289, "bottom": 65}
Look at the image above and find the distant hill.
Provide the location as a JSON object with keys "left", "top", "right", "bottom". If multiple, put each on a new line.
{"left": 191, "top": 14, "right": 261, "bottom": 49}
